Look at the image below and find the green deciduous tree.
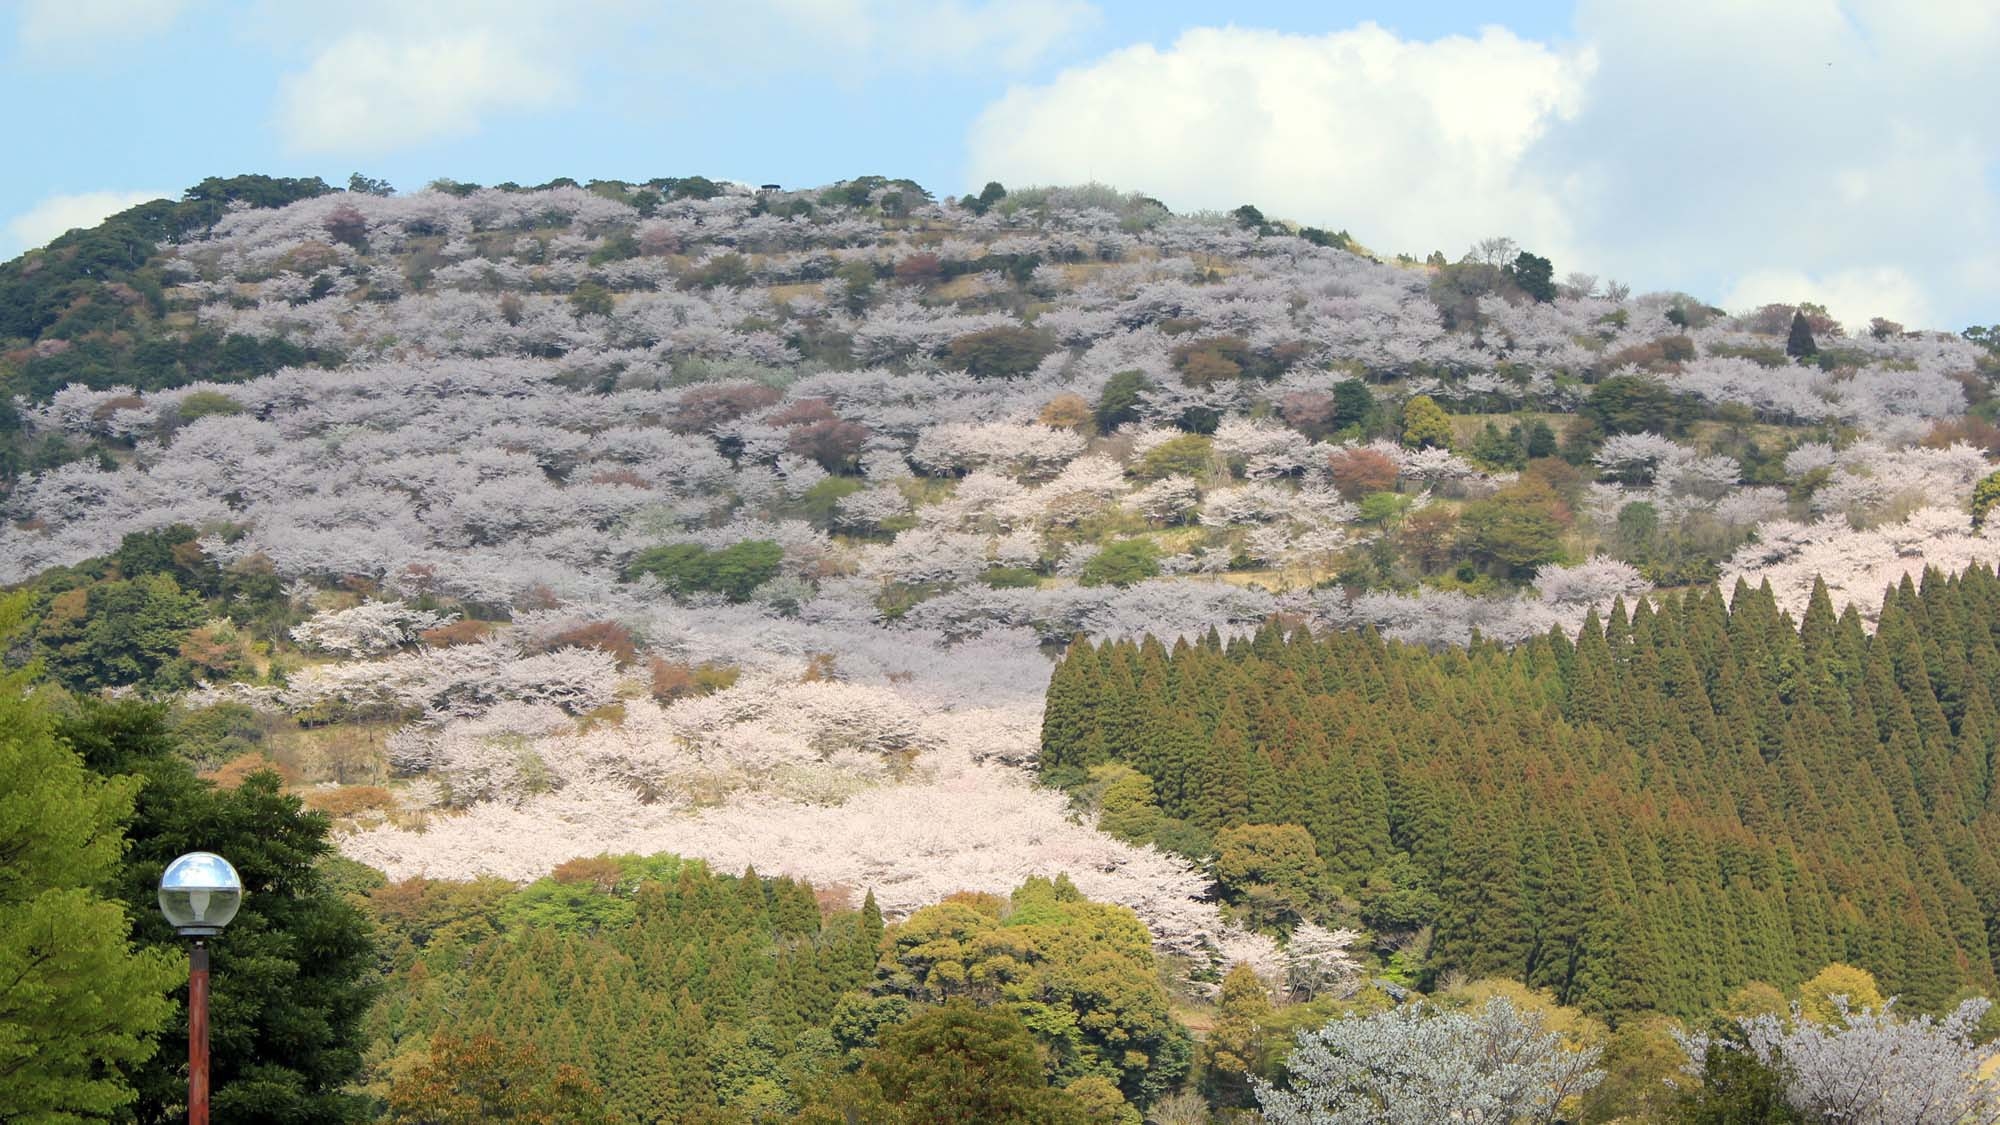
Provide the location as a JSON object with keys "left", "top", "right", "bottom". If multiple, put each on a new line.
{"left": 623, "top": 540, "right": 784, "bottom": 602}
{"left": 1133, "top": 434, "right": 1214, "bottom": 481}
{"left": 1401, "top": 395, "right": 1454, "bottom": 449}
{"left": 1080, "top": 540, "right": 1160, "bottom": 588}
{"left": 36, "top": 572, "right": 206, "bottom": 691}
{"left": 948, "top": 327, "right": 1056, "bottom": 379}
{"left": 387, "top": 1034, "right": 611, "bottom": 1125}
{"left": 801, "top": 1001, "right": 1092, "bottom": 1125}
{"left": 1971, "top": 470, "right": 2000, "bottom": 528}
{"left": 0, "top": 597, "right": 179, "bottom": 1123}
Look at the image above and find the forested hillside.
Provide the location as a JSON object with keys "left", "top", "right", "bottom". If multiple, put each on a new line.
{"left": 1044, "top": 569, "right": 2000, "bottom": 1017}
{"left": 6, "top": 172, "right": 2000, "bottom": 1121}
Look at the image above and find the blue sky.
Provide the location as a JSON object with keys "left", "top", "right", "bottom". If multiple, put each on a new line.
{"left": 4, "top": 0, "right": 1994, "bottom": 332}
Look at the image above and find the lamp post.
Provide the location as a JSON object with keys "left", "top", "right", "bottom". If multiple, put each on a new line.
{"left": 158, "top": 852, "right": 243, "bottom": 1125}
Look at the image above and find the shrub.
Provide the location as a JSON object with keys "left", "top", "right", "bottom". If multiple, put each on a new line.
{"left": 1080, "top": 540, "right": 1160, "bottom": 587}
{"left": 624, "top": 541, "right": 783, "bottom": 602}
{"left": 1134, "top": 434, "right": 1214, "bottom": 481}
{"left": 947, "top": 326, "right": 1056, "bottom": 379}
{"left": 542, "top": 621, "right": 638, "bottom": 667}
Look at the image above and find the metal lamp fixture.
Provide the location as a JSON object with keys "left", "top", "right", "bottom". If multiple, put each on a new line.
{"left": 158, "top": 851, "right": 243, "bottom": 936}
{"left": 159, "top": 852, "right": 243, "bottom": 1125}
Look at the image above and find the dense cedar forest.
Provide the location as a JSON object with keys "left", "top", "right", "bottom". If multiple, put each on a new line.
{"left": 1044, "top": 569, "right": 2000, "bottom": 1018}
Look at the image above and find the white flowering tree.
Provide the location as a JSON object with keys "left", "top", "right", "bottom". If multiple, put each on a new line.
{"left": 1256, "top": 997, "right": 1604, "bottom": 1125}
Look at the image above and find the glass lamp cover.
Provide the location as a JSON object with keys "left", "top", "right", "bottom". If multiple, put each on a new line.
{"left": 158, "top": 852, "right": 243, "bottom": 935}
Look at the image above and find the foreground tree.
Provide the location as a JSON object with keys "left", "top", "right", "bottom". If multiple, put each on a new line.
{"left": 1255, "top": 997, "right": 1603, "bottom": 1125}
{"left": 62, "top": 700, "right": 378, "bottom": 1124}
{"left": 0, "top": 596, "right": 178, "bottom": 1121}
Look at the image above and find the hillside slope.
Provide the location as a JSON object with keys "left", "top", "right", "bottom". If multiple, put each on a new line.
{"left": 3, "top": 174, "right": 1998, "bottom": 977}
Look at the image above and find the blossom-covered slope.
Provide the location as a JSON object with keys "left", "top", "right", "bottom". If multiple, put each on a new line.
{"left": 5, "top": 176, "right": 1997, "bottom": 971}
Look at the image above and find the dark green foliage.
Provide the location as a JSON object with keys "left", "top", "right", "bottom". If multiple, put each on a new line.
{"left": 624, "top": 540, "right": 784, "bottom": 601}
{"left": 878, "top": 876, "right": 1189, "bottom": 1108}
{"left": 1298, "top": 227, "right": 1355, "bottom": 251}
{"left": 63, "top": 700, "right": 378, "bottom": 1123}
{"left": 947, "top": 326, "right": 1057, "bottom": 379}
{"left": 1469, "top": 421, "right": 1529, "bottom": 470}
{"left": 1231, "top": 204, "right": 1269, "bottom": 232}
{"left": 347, "top": 173, "right": 394, "bottom": 197}
{"left": 1504, "top": 251, "right": 1557, "bottom": 302}
{"left": 570, "top": 282, "right": 615, "bottom": 318}
{"left": 1670, "top": 1031, "right": 1804, "bottom": 1124}
{"left": 1585, "top": 375, "right": 1694, "bottom": 436}
{"left": 35, "top": 572, "right": 206, "bottom": 690}
{"left": 1, "top": 175, "right": 333, "bottom": 411}
{"left": 1786, "top": 310, "right": 1817, "bottom": 359}
{"left": 983, "top": 566, "right": 1043, "bottom": 589}
{"left": 965, "top": 181, "right": 1008, "bottom": 216}
{"left": 1095, "top": 369, "right": 1153, "bottom": 432}
{"left": 1042, "top": 569, "right": 2000, "bottom": 1018}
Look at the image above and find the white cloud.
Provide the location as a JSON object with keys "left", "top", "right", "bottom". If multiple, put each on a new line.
{"left": 274, "top": 27, "right": 569, "bottom": 154}
{"left": 4, "top": 190, "right": 171, "bottom": 255}
{"left": 967, "top": 2, "right": 2000, "bottom": 330}
{"left": 967, "top": 23, "right": 1593, "bottom": 263}
{"left": 1723, "top": 267, "right": 1936, "bottom": 335}
{"left": 17, "top": 0, "right": 187, "bottom": 47}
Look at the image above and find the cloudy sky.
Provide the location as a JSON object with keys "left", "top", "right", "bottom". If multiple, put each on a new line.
{"left": 4, "top": 0, "right": 1995, "bottom": 331}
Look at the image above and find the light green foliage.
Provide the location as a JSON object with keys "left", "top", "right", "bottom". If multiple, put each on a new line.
{"left": 1796, "top": 963, "right": 1884, "bottom": 1025}
{"left": 0, "top": 597, "right": 179, "bottom": 1122}
{"left": 794, "top": 476, "right": 864, "bottom": 529}
{"left": 881, "top": 876, "right": 1193, "bottom": 1107}
{"left": 1133, "top": 434, "right": 1214, "bottom": 481}
{"left": 176, "top": 389, "right": 244, "bottom": 419}
{"left": 1088, "top": 763, "right": 1162, "bottom": 843}
{"left": 624, "top": 540, "right": 784, "bottom": 601}
{"left": 1204, "top": 964, "right": 1277, "bottom": 1107}
{"left": 1357, "top": 491, "right": 1410, "bottom": 526}
{"left": 1400, "top": 395, "right": 1453, "bottom": 449}
{"left": 1080, "top": 540, "right": 1161, "bottom": 587}
{"left": 500, "top": 854, "right": 686, "bottom": 934}
{"left": 1213, "top": 824, "right": 1329, "bottom": 930}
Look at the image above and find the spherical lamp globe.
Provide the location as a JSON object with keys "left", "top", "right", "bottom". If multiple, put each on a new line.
{"left": 158, "top": 852, "right": 243, "bottom": 937}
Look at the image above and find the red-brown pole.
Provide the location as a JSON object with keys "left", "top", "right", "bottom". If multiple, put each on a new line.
{"left": 189, "top": 941, "right": 209, "bottom": 1125}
